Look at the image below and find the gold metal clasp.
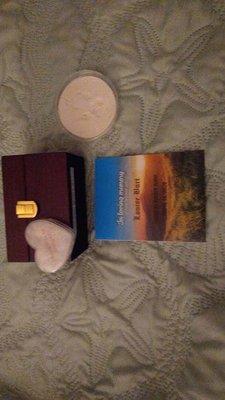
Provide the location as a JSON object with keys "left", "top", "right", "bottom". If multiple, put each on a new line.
{"left": 16, "top": 201, "right": 38, "bottom": 219}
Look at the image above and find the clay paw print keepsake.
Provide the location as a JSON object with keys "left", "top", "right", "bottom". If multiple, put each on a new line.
{"left": 25, "top": 219, "right": 76, "bottom": 273}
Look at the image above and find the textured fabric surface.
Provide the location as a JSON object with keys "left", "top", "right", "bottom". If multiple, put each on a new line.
{"left": 0, "top": 0, "right": 225, "bottom": 399}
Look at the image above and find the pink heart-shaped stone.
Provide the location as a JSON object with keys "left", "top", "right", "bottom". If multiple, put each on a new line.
{"left": 25, "top": 219, "right": 76, "bottom": 273}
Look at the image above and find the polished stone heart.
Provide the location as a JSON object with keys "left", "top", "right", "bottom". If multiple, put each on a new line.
{"left": 25, "top": 219, "right": 76, "bottom": 273}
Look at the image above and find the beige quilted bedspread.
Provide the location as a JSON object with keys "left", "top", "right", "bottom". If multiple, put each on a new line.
{"left": 0, "top": 1, "right": 225, "bottom": 399}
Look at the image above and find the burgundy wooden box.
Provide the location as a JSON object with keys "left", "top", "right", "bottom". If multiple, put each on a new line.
{"left": 2, "top": 152, "right": 88, "bottom": 262}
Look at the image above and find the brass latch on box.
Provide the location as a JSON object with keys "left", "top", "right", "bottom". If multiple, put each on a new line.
{"left": 16, "top": 201, "right": 38, "bottom": 219}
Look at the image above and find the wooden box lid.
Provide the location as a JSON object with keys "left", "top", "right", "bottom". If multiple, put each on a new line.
{"left": 2, "top": 152, "right": 88, "bottom": 262}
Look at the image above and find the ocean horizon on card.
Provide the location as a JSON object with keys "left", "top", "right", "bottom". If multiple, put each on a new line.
{"left": 95, "top": 151, "right": 206, "bottom": 242}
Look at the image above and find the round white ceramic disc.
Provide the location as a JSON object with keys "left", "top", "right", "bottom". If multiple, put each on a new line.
{"left": 57, "top": 72, "right": 118, "bottom": 140}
